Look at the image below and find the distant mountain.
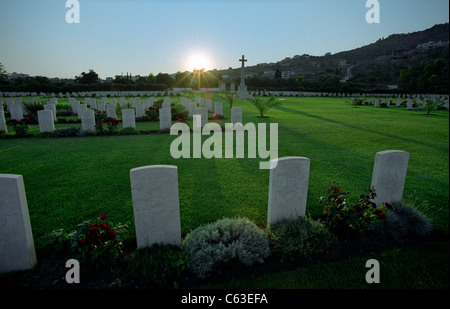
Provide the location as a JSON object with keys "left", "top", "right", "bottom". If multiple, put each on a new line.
{"left": 217, "top": 23, "right": 449, "bottom": 90}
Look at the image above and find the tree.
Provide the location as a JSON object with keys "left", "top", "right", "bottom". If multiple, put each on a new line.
{"left": 295, "top": 75, "right": 304, "bottom": 85}
{"left": 113, "top": 75, "right": 133, "bottom": 84}
{"left": 75, "top": 69, "right": 99, "bottom": 84}
{"left": 247, "top": 96, "right": 281, "bottom": 118}
{"left": 174, "top": 71, "right": 190, "bottom": 88}
{"left": 274, "top": 68, "right": 281, "bottom": 79}
{"left": 223, "top": 90, "right": 236, "bottom": 109}
{"left": 398, "top": 58, "right": 446, "bottom": 93}
{"left": 147, "top": 73, "right": 157, "bottom": 84}
{"left": 156, "top": 73, "right": 174, "bottom": 88}
{"left": 0, "top": 62, "right": 7, "bottom": 80}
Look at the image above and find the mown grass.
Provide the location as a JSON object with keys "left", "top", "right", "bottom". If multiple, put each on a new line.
{"left": 0, "top": 95, "right": 448, "bottom": 288}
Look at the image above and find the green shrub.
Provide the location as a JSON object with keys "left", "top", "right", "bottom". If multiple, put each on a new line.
{"left": 79, "top": 130, "right": 95, "bottom": 137}
{"left": 35, "top": 132, "right": 55, "bottom": 138}
{"left": 56, "top": 110, "right": 76, "bottom": 116}
{"left": 182, "top": 217, "right": 271, "bottom": 279}
{"left": 145, "top": 107, "right": 159, "bottom": 121}
{"left": 129, "top": 244, "right": 188, "bottom": 289}
{"left": 23, "top": 101, "right": 44, "bottom": 123}
{"left": 171, "top": 103, "right": 188, "bottom": 121}
{"left": 270, "top": 216, "right": 335, "bottom": 262}
{"left": 6, "top": 118, "right": 32, "bottom": 137}
{"left": 53, "top": 127, "right": 80, "bottom": 137}
{"left": 40, "top": 213, "right": 128, "bottom": 275}
{"left": 320, "top": 183, "right": 389, "bottom": 239}
{"left": 95, "top": 118, "right": 119, "bottom": 135}
{"left": 118, "top": 127, "right": 139, "bottom": 135}
{"left": 375, "top": 200, "right": 434, "bottom": 243}
{"left": 246, "top": 96, "right": 280, "bottom": 117}
{"left": 352, "top": 98, "right": 363, "bottom": 107}
{"left": 57, "top": 117, "right": 80, "bottom": 124}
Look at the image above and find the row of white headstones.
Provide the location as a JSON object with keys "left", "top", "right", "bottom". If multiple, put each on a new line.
{"left": 0, "top": 97, "right": 241, "bottom": 133}
{"left": 351, "top": 95, "right": 450, "bottom": 109}
{"left": 0, "top": 149, "right": 409, "bottom": 274}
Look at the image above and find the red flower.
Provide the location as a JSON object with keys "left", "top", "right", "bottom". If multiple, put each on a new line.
{"left": 78, "top": 239, "right": 87, "bottom": 247}
{"left": 7, "top": 119, "right": 19, "bottom": 125}
{"left": 378, "top": 212, "right": 386, "bottom": 220}
{"left": 99, "top": 213, "right": 107, "bottom": 220}
{"left": 384, "top": 202, "right": 392, "bottom": 209}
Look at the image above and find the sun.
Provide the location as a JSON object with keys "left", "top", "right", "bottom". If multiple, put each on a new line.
{"left": 186, "top": 53, "right": 211, "bottom": 71}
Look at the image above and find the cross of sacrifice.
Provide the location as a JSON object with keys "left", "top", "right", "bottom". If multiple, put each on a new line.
{"left": 239, "top": 55, "right": 247, "bottom": 67}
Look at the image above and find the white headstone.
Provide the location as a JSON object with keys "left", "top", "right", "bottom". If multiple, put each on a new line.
{"left": 130, "top": 165, "right": 181, "bottom": 248}
{"left": 194, "top": 108, "right": 208, "bottom": 128}
{"left": 77, "top": 104, "right": 88, "bottom": 119}
{"left": 81, "top": 109, "right": 95, "bottom": 133}
{"left": 10, "top": 104, "right": 23, "bottom": 121}
{"left": 106, "top": 103, "right": 117, "bottom": 119}
{"left": 122, "top": 109, "right": 136, "bottom": 129}
{"left": 214, "top": 102, "right": 223, "bottom": 116}
{"left": 0, "top": 111, "right": 7, "bottom": 132}
{"left": 205, "top": 100, "right": 213, "bottom": 112}
{"left": 371, "top": 150, "right": 409, "bottom": 206}
{"left": 159, "top": 108, "right": 171, "bottom": 131}
{"left": 231, "top": 107, "right": 242, "bottom": 124}
{"left": 44, "top": 104, "right": 56, "bottom": 122}
{"left": 267, "top": 157, "right": 310, "bottom": 225}
{"left": 189, "top": 102, "right": 197, "bottom": 117}
{"left": 97, "top": 100, "right": 106, "bottom": 112}
{"left": 5, "top": 98, "right": 14, "bottom": 110}
{"left": 135, "top": 102, "right": 145, "bottom": 118}
{"left": 0, "top": 174, "right": 37, "bottom": 273}
{"left": 37, "top": 110, "right": 55, "bottom": 133}
{"left": 406, "top": 99, "right": 413, "bottom": 110}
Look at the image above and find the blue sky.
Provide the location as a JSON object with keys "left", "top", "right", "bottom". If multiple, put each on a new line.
{"left": 0, "top": 0, "right": 448, "bottom": 79}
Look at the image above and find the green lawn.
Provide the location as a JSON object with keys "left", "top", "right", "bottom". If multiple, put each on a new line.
{"left": 1, "top": 95, "right": 448, "bottom": 288}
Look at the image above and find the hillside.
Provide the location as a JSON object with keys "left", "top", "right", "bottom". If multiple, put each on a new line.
{"left": 217, "top": 23, "right": 449, "bottom": 91}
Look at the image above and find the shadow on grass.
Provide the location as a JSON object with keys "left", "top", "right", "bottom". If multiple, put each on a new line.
{"left": 274, "top": 106, "right": 448, "bottom": 153}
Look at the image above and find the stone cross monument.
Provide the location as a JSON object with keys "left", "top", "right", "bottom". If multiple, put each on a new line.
{"left": 238, "top": 55, "right": 251, "bottom": 99}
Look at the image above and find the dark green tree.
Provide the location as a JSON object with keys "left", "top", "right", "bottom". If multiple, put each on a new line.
{"left": 398, "top": 58, "right": 446, "bottom": 93}
{"left": 274, "top": 68, "right": 281, "bottom": 79}
{"left": 295, "top": 75, "right": 304, "bottom": 85}
{"left": 0, "top": 62, "right": 7, "bottom": 81}
{"left": 75, "top": 69, "right": 99, "bottom": 84}
{"left": 156, "top": 73, "right": 174, "bottom": 88}
{"left": 147, "top": 73, "right": 157, "bottom": 84}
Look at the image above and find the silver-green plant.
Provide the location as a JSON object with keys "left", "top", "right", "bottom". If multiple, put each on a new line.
{"left": 375, "top": 199, "right": 434, "bottom": 243}
{"left": 182, "top": 217, "right": 271, "bottom": 279}
{"left": 270, "top": 216, "right": 335, "bottom": 262}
